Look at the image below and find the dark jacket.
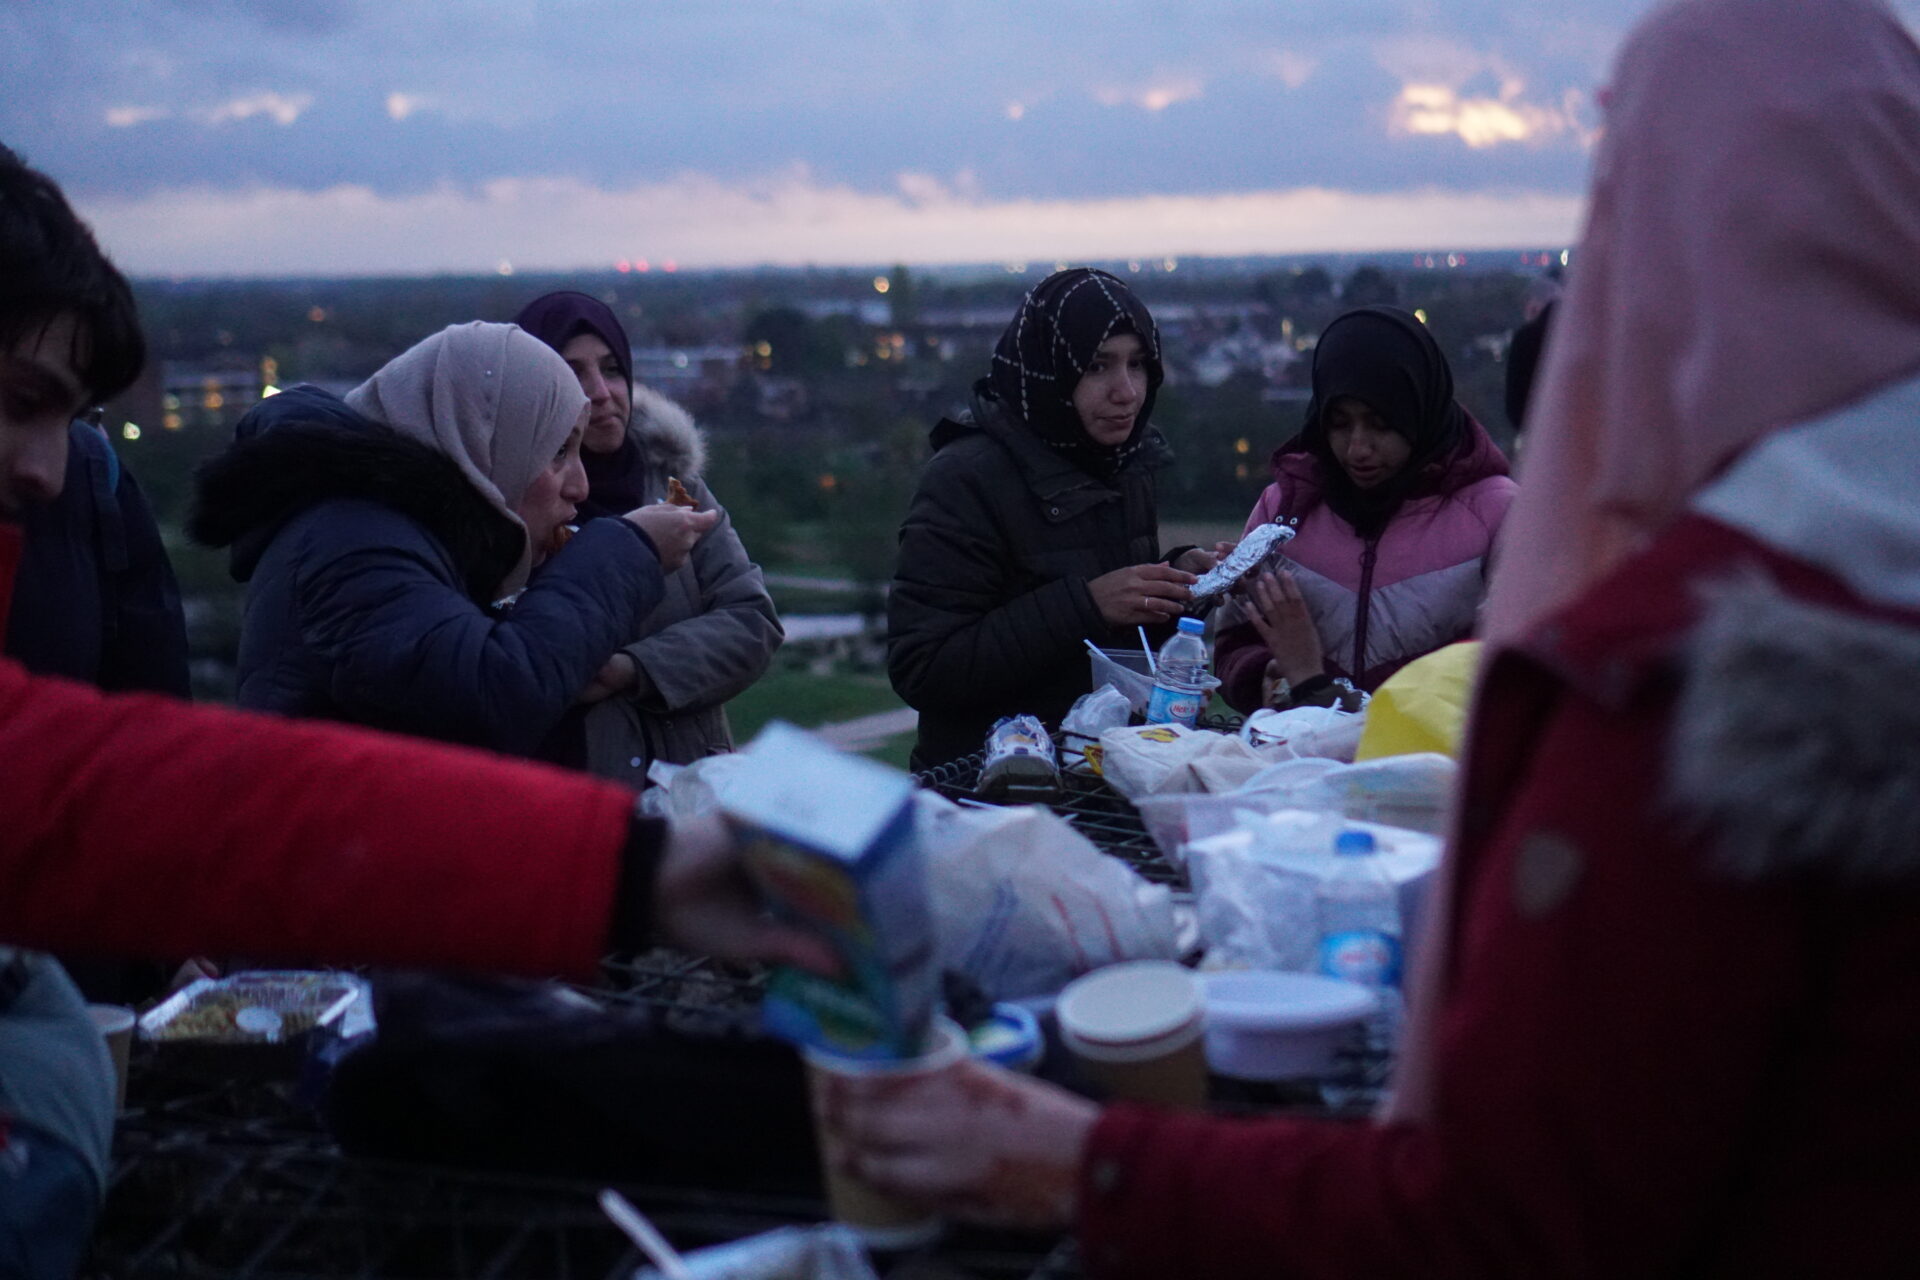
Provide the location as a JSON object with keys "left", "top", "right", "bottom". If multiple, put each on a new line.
{"left": 189, "top": 388, "right": 665, "bottom": 759}
{"left": 5, "top": 422, "right": 188, "bottom": 696}
{"left": 888, "top": 393, "right": 1172, "bottom": 770}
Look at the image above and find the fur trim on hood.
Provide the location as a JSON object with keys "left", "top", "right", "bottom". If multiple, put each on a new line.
{"left": 631, "top": 384, "right": 706, "bottom": 479}
{"left": 188, "top": 419, "right": 523, "bottom": 603}
{"left": 1669, "top": 575, "right": 1920, "bottom": 885}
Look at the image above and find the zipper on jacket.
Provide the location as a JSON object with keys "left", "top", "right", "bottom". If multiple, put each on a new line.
{"left": 1352, "top": 538, "right": 1380, "bottom": 680}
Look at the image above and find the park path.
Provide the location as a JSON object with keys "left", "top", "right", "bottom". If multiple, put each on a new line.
{"left": 814, "top": 706, "right": 917, "bottom": 752}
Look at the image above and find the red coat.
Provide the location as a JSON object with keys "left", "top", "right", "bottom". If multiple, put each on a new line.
{"left": 0, "top": 522, "right": 637, "bottom": 977}
{"left": 1078, "top": 510, "right": 1920, "bottom": 1277}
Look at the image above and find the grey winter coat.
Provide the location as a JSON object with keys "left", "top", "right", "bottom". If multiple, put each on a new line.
{"left": 580, "top": 386, "right": 782, "bottom": 786}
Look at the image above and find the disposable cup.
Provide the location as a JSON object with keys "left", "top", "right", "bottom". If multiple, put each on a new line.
{"left": 1057, "top": 961, "right": 1207, "bottom": 1108}
{"left": 803, "top": 1016, "right": 967, "bottom": 1250}
{"left": 86, "top": 1003, "right": 136, "bottom": 1112}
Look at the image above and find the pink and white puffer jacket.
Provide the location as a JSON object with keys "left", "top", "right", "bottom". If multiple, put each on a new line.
{"left": 1215, "top": 416, "right": 1515, "bottom": 710}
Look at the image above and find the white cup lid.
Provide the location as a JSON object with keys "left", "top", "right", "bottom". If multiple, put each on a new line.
{"left": 1057, "top": 961, "right": 1203, "bottom": 1047}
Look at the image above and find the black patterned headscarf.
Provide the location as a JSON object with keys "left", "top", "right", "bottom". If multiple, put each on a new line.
{"left": 981, "top": 268, "right": 1164, "bottom": 478}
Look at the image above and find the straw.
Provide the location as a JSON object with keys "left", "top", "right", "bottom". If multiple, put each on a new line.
{"left": 1137, "top": 626, "right": 1157, "bottom": 676}
{"left": 599, "top": 1189, "right": 694, "bottom": 1280}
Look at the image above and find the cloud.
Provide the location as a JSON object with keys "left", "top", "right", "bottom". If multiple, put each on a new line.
{"left": 1261, "top": 50, "right": 1318, "bottom": 90}
{"left": 104, "top": 106, "right": 170, "bottom": 128}
{"left": 1390, "top": 81, "right": 1586, "bottom": 148}
{"left": 1093, "top": 77, "right": 1206, "bottom": 112}
{"left": 385, "top": 92, "right": 432, "bottom": 121}
{"left": 196, "top": 92, "right": 315, "bottom": 126}
{"left": 76, "top": 171, "right": 1582, "bottom": 278}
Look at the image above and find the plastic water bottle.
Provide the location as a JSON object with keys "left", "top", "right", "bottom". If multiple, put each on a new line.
{"left": 1315, "top": 829, "right": 1404, "bottom": 1096}
{"left": 1145, "top": 617, "right": 1210, "bottom": 728}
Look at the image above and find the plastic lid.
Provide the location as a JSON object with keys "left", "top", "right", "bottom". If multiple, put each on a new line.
{"left": 969, "top": 1004, "right": 1043, "bottom": 1070}
{"left": 1335, "top": 828, "right": 1378, "bottom": 856}
{"left": 1201, "top": 970, "right": 1379, "bottom": 1031}
{"left": 1177, "top": 616, "right": 1206, "bottom": 635}
{"left": 1057, "top": 961, "right": 1203, "bottom": 1055}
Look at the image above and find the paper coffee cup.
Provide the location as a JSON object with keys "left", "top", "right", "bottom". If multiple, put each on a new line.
{"left": 803, "top": 1016, "right": 966, "bottom": 1249}
{"left": 1057, "top": 961, "right": 1208, "bottom": 1108}
{"left": 86, "top": 1003, "right": 136, "bottom": 1113}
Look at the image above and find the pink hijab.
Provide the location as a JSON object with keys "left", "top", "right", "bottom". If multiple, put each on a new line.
{"left": 1391, "top": 0, "right": 1920, "bottom": 1125}
{"left": 1483, "top": 0, "right": 1920, "bottom": 647}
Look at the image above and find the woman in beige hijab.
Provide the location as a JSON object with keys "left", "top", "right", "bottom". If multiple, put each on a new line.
{"left": 822, "top": 1, "right": 1920, "bottom": 1274}
{"left": 192, "top": 321, "right": 713, "bottom": 759}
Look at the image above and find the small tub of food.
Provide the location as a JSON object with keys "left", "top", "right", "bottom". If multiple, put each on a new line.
{"left": 1199, "top": 970, "right": 1378, "bottom": 1081}
{"left": 140, "top": 970, "right": 364, "bottom": 1075}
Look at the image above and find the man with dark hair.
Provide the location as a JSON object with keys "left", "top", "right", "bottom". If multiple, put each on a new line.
{"left": 0, "top": 144, "right": 820, "bottom": 1275}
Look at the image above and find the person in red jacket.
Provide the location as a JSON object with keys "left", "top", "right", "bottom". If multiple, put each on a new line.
{"left": 827, "top": 2, "right": 1920, "bottom": 1274}
{"left": 0, "top": 142, "right": 822, "bottom": 1277}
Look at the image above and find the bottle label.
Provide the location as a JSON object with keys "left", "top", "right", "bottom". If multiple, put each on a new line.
{"left": 1145, "top": 683, "right": 1204, "bottom": 727}
{"left": 1316, "top": 930, "right": 1402, "bottom": 989}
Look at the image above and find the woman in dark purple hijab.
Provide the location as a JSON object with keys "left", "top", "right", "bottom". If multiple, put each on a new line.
{"left": 514, "top": 291, "right": 782, "bottom": 786}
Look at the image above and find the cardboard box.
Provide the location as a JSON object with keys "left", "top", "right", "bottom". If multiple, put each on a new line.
{"left": 725, "top": 723, "right": 937, "bottom": 1060}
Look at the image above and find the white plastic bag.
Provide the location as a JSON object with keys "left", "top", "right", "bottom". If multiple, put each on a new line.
{"left": 915, "top": 795, "right": 1178, "bottom": 1000}
{"left": 1099, "top": 724, "right": 1275, "bottom": 799}
{"left": 1188, "top": 811, "right": 1442, "bottom": 973}
{"left": 1061, "top": 683, "right": 1133, "bottom": 741}
{"left": 634, "top": 1223, "right": 879, "bottom": 1280}
{"left": 643, "top": 753, "right": 757, "bottom": 819}
{"left": 1242, "top": 705, "right": 1366, "bottom": 761}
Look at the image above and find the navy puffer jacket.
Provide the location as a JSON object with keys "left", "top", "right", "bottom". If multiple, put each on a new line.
{"left": 190, "top": 386, "right": 665, "bottom": 759}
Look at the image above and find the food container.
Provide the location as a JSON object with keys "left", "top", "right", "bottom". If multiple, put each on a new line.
{"left": 139, "top": 970, "right": 364, "bottom": 1075}
{"left": 1199, "top": 969, "right": 1377, "bottom": 1081}
{"left": 967, "top": 1003, "right": 1043, "bottom": 1073}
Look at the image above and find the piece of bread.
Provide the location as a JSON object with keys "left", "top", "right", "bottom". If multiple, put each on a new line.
{"left": 665, "top": 476, "right": 697, "bottom": 508}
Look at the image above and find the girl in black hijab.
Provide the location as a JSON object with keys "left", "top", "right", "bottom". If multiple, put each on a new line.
{"left": 1215, "top": 305, "right": 1516, "bottom": 706}
{"left": 887, "top": 268, "right": 1215, "bottom": 769}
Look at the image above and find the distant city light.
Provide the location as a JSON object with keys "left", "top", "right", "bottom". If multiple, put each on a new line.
{"left": 635, "top": 259, "right": 651, "bottom": 273}
{"left": 1163, "top": 257, "right": 1178, "bottom": 272}
{"left": 497, "top": 260, "right": 514, "bottom": 276}
{"left": 121, "top": 423, "right": 141, "bottom": 441}
{"left": 818, "top": 473, "right": 838, "bottom": 492}
{"left": 162, "top": 412, "right": 183, "bottom": 431}
{"left": 1005, "top": 262, "right": 1027, "bottom": 274}
{"left": 1414, "top": 309, "right": 1430, "bottom": 324}
{"left": 662, "top": 260, "right": 678, "bottom": 273}
{"left": 1234, "top": 437, "right": 1251, "bottom": 455}
{"left": 1128, "top": 260, "right": 1142, "bottom": 273}
{"left": 616, "top": 260, "right": 632, "bottom": 273}
{"left": 1560, "top": 249, "right": 1570, "bottom": 266}
{"left": 873, "top": 275, "right": 891, "bottom": 294}
{"left": 307, "top": 306, "right": 327, "bottom": 323}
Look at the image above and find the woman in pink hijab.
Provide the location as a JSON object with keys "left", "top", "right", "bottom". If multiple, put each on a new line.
{"left": 826, "top": 1, "right": 1920, "bottom": 1274}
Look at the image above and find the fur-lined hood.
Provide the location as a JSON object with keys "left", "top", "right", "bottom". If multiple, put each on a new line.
{"left": 188, "top": 388, "right": 522, "bottom": 602}
{"left": 1669, "top": 576, "right": 1920, "bottom": 886}
{"left": 630, "top": 384, "right": 706, "bottom": 479}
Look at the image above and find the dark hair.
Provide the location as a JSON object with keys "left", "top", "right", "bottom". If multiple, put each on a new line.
{"left": 0, "top": 143, "right": 146, "bottom": 403}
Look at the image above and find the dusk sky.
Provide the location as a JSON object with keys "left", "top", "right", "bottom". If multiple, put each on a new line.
{"left": 8, "top": 1, "right": 1915, "bottom": 277}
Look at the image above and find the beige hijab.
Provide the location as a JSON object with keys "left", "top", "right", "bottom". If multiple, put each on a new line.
{"left": 1392, "top": 0, "right": 1920, "bottom": 1125}
{"left": 346, "top": 321, "right": 587, "bottom": 598}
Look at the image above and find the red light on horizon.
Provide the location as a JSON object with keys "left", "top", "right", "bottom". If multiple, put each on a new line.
{"left": 663, "top": 259, "right": 679, "bottom": 274}
{"left": 616, "top": 260, "right": 632, "bottom": 273}
{"left": 635, "top": 258, "right": 651, "bottom": 273}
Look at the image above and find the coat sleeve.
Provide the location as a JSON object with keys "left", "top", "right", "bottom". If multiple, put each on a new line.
{"left": 97, "top": 463, "right": 191, "bottom": 698}
{"left": 294, "top": 508, "right": 664, "bottom": 756}
{"left": 1076, "top": 683, "right": 1814, "bottom": 1279}
{"left": 886, "top": 457, "right": 1106, "bottom": 713}
{"left": 0, "top": 659, "right": 635, "bottom": 977}
{"left": 619, "top": 477, "right": 782, "bottom": 713}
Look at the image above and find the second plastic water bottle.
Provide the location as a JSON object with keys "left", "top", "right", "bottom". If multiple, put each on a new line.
{"left": 1145, "top": 616, "right": 1211, "bottom": 728}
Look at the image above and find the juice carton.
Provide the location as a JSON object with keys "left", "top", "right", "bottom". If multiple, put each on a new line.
{"left": 723, "top": 723, "right": 938, "bottom": 1060}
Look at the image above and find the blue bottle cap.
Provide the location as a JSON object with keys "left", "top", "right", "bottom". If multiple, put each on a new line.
{"left": 1177, "top": 616, "right": 1206, "bottom": 635}
{"left": 1335, "top": 829, "right": 1378, "bottom": 856}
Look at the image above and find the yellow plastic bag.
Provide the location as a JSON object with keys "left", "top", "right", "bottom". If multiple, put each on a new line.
{"left": 1354, "top": 641, "right": 1482, "bottom": 761}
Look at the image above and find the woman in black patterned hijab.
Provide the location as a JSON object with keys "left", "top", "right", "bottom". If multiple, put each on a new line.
{"left": 887, "top": 268, "right": 1213, "bottom": 769}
